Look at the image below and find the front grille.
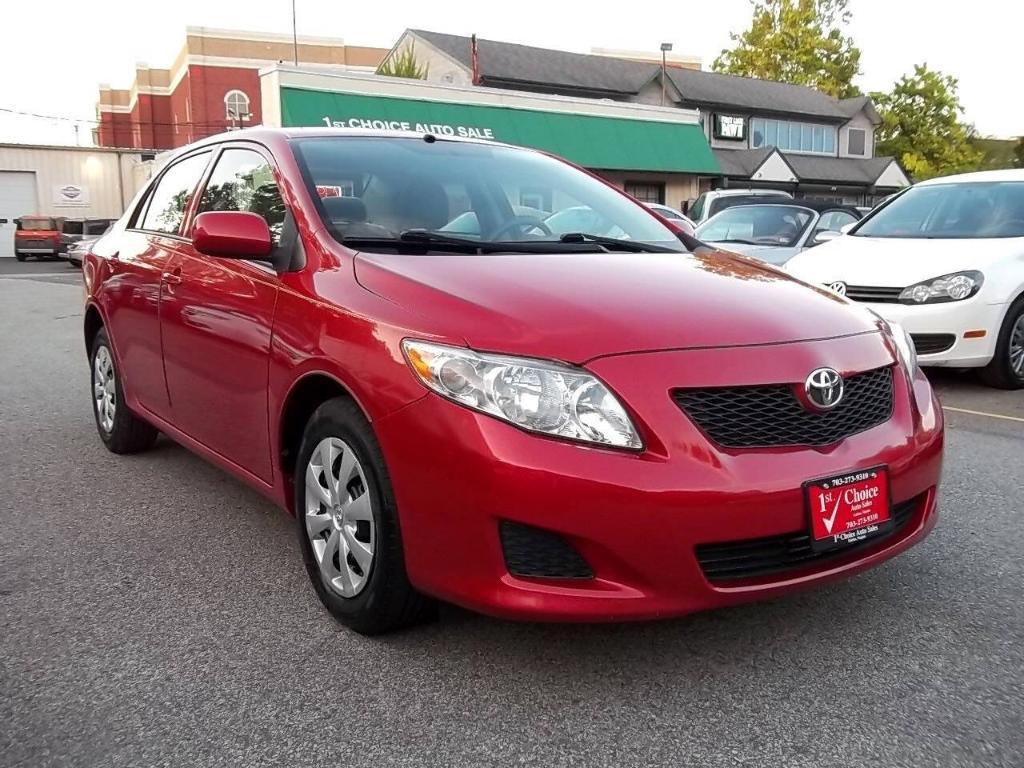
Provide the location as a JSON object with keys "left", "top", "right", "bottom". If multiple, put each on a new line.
{"left": 695, "top": 495, "right": 920, "bottom": 583}
{"left": 500, "top": 521, "right": 593, "bottom": 579}
{"left": 674, "top": 366, "right": 894, "bottom": 449}
{"left": 911, "top": 333, "right": 956, "bottom": 355}
{"left": 843, "top": 285, "right": 903, "bottom": 303}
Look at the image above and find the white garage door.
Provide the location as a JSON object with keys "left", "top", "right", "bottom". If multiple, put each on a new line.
{"left": 0, "top": 171, "right": 39, "bottom": 257}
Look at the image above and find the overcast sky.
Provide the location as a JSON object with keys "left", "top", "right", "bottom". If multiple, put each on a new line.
{"left": 0, "top": 0, "right": 1019, "bottom": 146}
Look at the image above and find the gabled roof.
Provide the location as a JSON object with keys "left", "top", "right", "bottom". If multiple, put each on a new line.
{"left": 837, "top": 95, "right": 881, "bottom": 124}
{"left": 408, "top": 30, "right": 872, "bottom": 122}
{"left": 715, "top": 148, "right": 907, "bottom": 188}
{"left": 784, "top": 154, "right": 896, "bottom": 184}
{"left": 410, "top": 29, "right": 657, "bottom": 96}
{"left": 714, "top": 146, "right": 775, "bottom": 177}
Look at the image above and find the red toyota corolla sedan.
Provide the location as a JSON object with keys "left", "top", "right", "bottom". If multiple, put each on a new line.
{"left": 82, "top": 128, "right": 943, "bottom": 634}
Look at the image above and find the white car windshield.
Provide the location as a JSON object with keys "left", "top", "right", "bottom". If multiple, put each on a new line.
{"left": 291, "top": 136, "right": 684, "bottom": 253}
{"left": 854, "top": 181, "right": 1024, "bottom": 239}
{"left": 697, "top": 205, "right": 813, "bottom": 248}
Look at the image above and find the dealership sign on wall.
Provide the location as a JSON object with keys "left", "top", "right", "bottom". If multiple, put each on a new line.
{"left": 53, "top": 184, "right": 90, "bottom": 207}
{"left": 322, "top": 116, "right": 495, "bottom": 140}
{"left": 279, "top": 87, "right": 720, "bottom": 175}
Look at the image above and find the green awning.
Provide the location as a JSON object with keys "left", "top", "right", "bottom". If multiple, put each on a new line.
{"left": 280, "top": 87, "right": 720, "bottom": 175}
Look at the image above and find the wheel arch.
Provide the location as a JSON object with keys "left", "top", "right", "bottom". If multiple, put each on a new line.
{"left": 83, "top": 302, "right": 106, "bottom": 359}
{"left": 277, "top": 370, "right": 367, "bottom": 512}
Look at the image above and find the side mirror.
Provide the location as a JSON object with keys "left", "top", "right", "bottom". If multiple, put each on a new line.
{"left": 812, "top": 229, "right": 842, "bottom": 245}
{"left": 193, "top": 211, "right": 272, "bottom": 259}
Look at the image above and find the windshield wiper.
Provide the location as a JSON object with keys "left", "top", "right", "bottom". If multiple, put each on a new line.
{"left": 709, "top": 237, "right": 762, "bottom": 246}
{"left": 558, "top": 232, "right": 675, "bottom": 253}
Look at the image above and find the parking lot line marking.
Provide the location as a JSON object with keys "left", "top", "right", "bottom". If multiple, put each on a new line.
{"left": 943, "top": 405, "right": 1024, "bottom": 424}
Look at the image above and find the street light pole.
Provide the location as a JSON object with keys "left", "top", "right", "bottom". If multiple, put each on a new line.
{"left": 292, "top": 0, "right": 298, "bottom": 66}
{"left": 660, "top": 42, "right": 673, "bottom": 106}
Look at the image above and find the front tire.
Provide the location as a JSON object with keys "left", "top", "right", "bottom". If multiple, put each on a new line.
{"left": 294, "top": 397, "right": 433, "bottom": 635}
{"left": 980, "top": 298, "right": 1024, "bottom": 389}
{"left": 90, "top": 327, "right": 159, "bottom": 453}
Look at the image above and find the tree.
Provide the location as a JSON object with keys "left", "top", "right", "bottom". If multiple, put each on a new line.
{"left": 377, "top": 44, "right": 429, "bottom": 80}
{"left": 872, "top": 64, "right": 984, "bottom": 180}
{"left": 713, "top": 0, "right": 861, "bottom": 98}
{"left": 1015, "top": 137, "right": 1024, "bottom": 169}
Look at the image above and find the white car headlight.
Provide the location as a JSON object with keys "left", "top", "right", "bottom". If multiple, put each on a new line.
{"left": 898, "top": 270, "right": 983, "bottom": 304}
{"left": 402, "top": 340, "right": 642, "bottom": 450}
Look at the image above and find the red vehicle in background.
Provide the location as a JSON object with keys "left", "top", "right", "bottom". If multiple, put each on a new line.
{"left": 14, "top": 215, "right": 65, "bottom": 261}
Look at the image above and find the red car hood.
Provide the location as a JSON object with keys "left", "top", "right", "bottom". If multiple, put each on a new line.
{"left": 353, "top": 249, "right": 878, "bottom": 363}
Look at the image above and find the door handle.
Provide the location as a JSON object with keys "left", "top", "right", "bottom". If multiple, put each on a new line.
{"left": 161, "top": 269, "right": 182, "bottom": 285}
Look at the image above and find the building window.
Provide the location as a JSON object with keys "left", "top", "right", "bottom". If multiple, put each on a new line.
{"left": 751, "top": 118, "right": 836, "bottom": 155}
{"left": 847, "top": 128, "right": 866, "bottom": 156}
{"left": 224, "top": 90, "right": 251, "bottom": 123}
{"left": 625, "top": 182, "right": 664, "bottom": 205}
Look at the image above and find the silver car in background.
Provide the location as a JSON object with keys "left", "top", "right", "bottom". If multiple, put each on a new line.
{"left": 696, "top": 201, "right": 861, "bottom": 265}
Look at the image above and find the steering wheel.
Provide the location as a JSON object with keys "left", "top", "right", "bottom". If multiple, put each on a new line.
{"left": 491, "top": 215, "right": 553, "bottom": 240}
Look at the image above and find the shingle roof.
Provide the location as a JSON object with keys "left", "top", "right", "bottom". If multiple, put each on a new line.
{"left": 837, "top": 95, "right": 881, "bottom": 124}
{"left": 715, "top": 148, "right": 902, "bottom": 187}
{"left": 713, "top": 147, "right": 775, "bottom": 177}
{"left": 666, "top": 68, "right": 849, "bottom": 121}
{"left": 410, "top": 29, "right": 657, "bottom": 96}
{"left": 410, "top": 29, "right": 864, "bottom": 121}
{"left": 784, "top": 154, "right": 895, "bottom": 184}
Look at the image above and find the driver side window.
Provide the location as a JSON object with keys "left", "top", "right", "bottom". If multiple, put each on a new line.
{"left": 196, "top": 148, "right": 287, "bottom": 244}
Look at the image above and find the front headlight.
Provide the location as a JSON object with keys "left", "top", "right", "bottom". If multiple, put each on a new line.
{"left": 898, "top": 270, "right": 983, "bottom": 304}
{"left": 401, "top": 340, "right": 642, "bottom": 450}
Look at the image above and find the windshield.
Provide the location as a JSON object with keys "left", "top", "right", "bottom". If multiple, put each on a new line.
{"left": 854, "top": 181, "right": 1024, "bottom": 239}
{"left": 291, "top": 136, "right": 684, "bottom": 253}
{"left": 18, "top": 217, "right": 56, "bottom": 231}
{"left": 696, "top": 205, "right": 813, "bottom": 247}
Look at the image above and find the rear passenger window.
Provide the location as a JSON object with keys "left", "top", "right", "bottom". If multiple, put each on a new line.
{"left": 196, "top": 148, "right": 287, "bottom": 244}
{"left": 140, "top": 152, "right": 211, "bottom": 235}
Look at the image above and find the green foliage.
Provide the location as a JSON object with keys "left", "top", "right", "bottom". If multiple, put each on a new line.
{"left": 713, "top": 0, "right": 861, "bottom": 98}
{"left": 1015, "top": 137, "right": 1024, "bottom": 169}
{"left": 970, "top": 137, "right": 1019, "bottom": 171}
{"left": 377, "top": 44, "right": 429, "bottom": 80}
{"left": 872, "top": 64, "right": 984, "bottom": 180}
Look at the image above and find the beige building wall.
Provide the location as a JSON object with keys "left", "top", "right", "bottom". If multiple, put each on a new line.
{"left": 0, "top": 144, "right": 154, "bottom": 218}
{"left": 597, "top": 170, "right": 699, "bottom": 212}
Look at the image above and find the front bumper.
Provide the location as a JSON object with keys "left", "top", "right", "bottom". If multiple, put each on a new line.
{"left": 865, "top": 298, "right": 1006, "bottom": 368}
{"left": 374, "top": 333, "right": 944, "bottom": 622}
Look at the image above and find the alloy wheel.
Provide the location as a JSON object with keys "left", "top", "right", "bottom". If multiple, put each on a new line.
{"left": 304, "top": 437, "right": 376, "bottom": 597}
{"left": 93, "top": 346, "right": 116, "bottom": 433}
{"left": 1010, "top": 314, "right": 1024, "bottom": 379}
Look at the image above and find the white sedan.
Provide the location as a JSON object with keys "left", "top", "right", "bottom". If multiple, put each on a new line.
{"left": 786, "top": 169, "right": 1024, "bottom": 389}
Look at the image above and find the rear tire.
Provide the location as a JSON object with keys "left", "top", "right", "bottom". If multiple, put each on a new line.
{"left": 980, "top": 298, "right": 1024, "bottom": 390}
{"left": 294, "top": 397, "right": 434, "bottom": 635}
{"left": 14, "top": 252, "right": 26, "bottom": 262}
{"left": 90, "top": 327, "right": 159, "bottom": 453}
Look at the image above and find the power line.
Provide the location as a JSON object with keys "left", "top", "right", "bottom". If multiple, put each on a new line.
{"left": 0, "top": 106, "right": 252, "bottom": 130}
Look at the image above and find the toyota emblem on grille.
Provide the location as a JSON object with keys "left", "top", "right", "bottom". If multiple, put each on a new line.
{"left": 827, "top": 281, "right": 847, "bottom": 296}
{"left": 805, "top": 368, "right": 844, "bottom": 410}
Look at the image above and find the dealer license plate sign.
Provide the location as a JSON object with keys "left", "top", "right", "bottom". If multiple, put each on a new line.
{"left": 805, "top": 466, "right": 892, "bottom": 552}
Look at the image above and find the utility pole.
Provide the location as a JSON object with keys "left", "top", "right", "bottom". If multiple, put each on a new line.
{"left": 660, "top": 43, "right": 673, "bottom": 106}
{"left": 292, "top": 0, "right": 299, "bottom": 65}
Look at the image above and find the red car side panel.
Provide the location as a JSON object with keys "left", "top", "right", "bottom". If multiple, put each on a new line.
{"left": 98, "top": 230, "right": 180, "bottom": 418}
{"left": 160, "top": 252, "right": 280, "bottom": 483}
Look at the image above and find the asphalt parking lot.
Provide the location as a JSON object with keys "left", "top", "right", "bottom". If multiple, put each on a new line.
{"left": 1, "top": 261, "right": 1022, "bottom": 768}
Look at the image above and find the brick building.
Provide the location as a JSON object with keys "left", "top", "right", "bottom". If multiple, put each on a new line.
{"left": 95, "top": 27, "right": 387, "bottom": 149}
